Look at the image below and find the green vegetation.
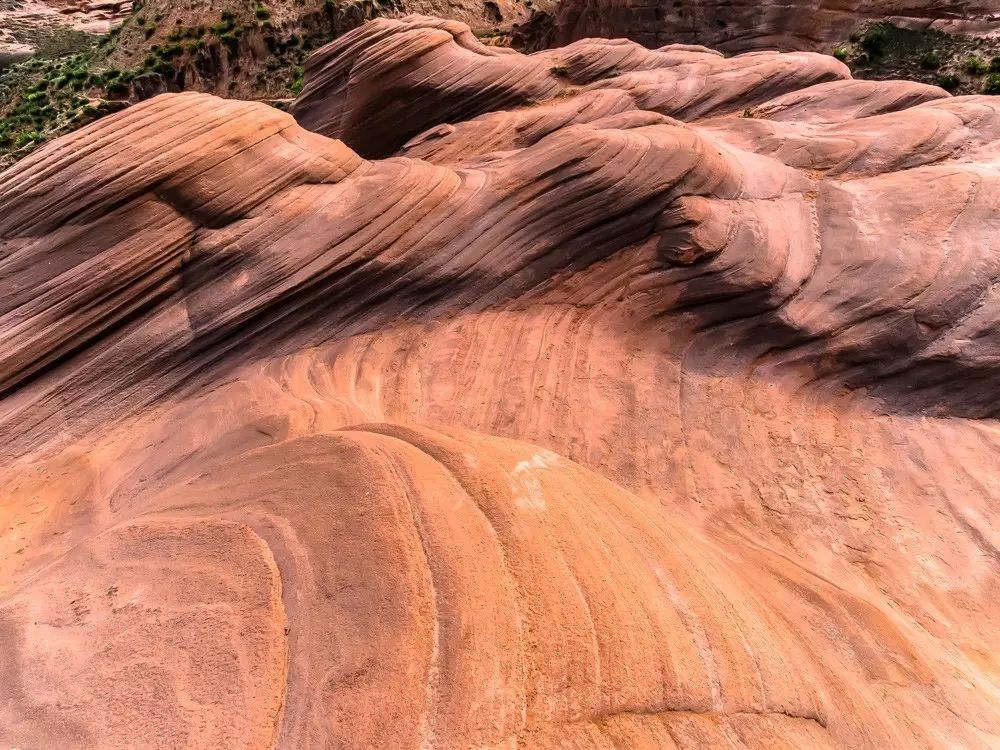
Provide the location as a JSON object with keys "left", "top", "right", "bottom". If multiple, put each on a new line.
{"left": 919, "top": 50, "right": 941, "bottom": 70}
{"left": 213, "top": 10, "right": 238, "bottom": 35}
{"left": 860, "top": 24, "right": 888, "bottom": 57}
{"left": 220, "top": 33, "right": 240, "bottom": 52}
{"left": 837, "top": 22, "right": 1000, "bottom": 96}
{"left": 937, "top": 73, "right": 961, "bottom": 92}
{"left": 0, "top": 23, "right": 160, "bottom": 163}
{"left": 152, "top": 60, "right": 175, "bottom": 76}
{"left": 983, "top": 73, "right": 1000, "bottom": 95}
{"left": 965, "top": 55, "right": 988, "bottom": 75}
{"left": 157, "top": 42, "right": 184, "bottom": 58}
{"left": 0, "top": 0, "right": 413, "bottom": 166}
{"left": 290, "top": 65, "right": 305, "bottom": 94}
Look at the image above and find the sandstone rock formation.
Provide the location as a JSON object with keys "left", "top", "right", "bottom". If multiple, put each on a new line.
{"left": 531, "top": 0, "right": 1000, "bottom": 53}
{"left": 0, "top": 0, "right": 131, "bottom": 65}
{"left": 1, "top": 14, "right": 999, "bottom": 749}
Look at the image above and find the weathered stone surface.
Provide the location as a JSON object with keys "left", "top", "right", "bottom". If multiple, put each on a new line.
{"left": 1, "top": 16, "right": 999, "bottom": 749}
{"left": 0, "top": 0, "right": 130, "bottom": 62}
{"left": 542, "top": 0, "right": 1000, "bottom": 52}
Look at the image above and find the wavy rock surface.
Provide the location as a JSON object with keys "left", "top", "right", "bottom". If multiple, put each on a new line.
{"left": 1, "top": 15, "right": 999, "bottom": 749}
{"left": 541, "top": 0, "right": 1000, "bottom": 52}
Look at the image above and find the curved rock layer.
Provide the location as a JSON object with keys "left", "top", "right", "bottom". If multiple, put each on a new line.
{"left": 1, "top": 15, "right": 999, "bottom": 749}
{"left": 543, "top": 0, "right": 1000, "bottom": 52}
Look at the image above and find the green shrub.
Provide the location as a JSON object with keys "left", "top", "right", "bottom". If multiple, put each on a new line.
{"left": 832, "top": 46, "right": 848, "bottom": 62}
{"left": 937, "top": 73, "right": 961, "bottom": 92}
{"left": 860, "top": 25, "right": 887, "bottom": 57}
{"left": 549, "top": 65, "right": 569, "bottom": 77}
{"left": 966, "top": 56, "right": 988, "bottom": 75}
{"left": 14, "top": 130, "right": 42, "bottom": 147}
{"left": 135, "top": 15, "right": 146, "bottom": 26}
{"left": 153, "top": 60, "right": 174, "bottom": 76}
{"left": 919, "top": 50, "right": 941, "bottom": 70}
{"left": 991, "top": 56, "right": 1000, "bottom": 73}
{"left": 255, "top": 4, "right": 271, "bottom": 19}
{"left": 221, "top": 9, "right": 236, "bottom": 21}
{"left": 158, "top": 43, "right": 184, "bottom": 58}
{"left": 983, "top": 73, "right": 1000, "bottom": 95}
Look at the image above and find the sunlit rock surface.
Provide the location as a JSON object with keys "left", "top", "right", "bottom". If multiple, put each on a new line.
{"left": 1, "top": 16, "right": 999, "bottom": 749}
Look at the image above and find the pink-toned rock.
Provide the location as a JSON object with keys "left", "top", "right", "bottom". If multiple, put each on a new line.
{"left": 544, "top": 0, "right": 1000, "bottom": 52}
{"left": 294, "top": 16, "right": 848, "bottom": 156}
{"left": 1, "top": 15, "right": 999, "bottom": 749}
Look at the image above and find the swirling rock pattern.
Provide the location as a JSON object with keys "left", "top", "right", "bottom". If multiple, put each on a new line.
{"left": 1, "top": 15, "right": 999, "bottom": 749}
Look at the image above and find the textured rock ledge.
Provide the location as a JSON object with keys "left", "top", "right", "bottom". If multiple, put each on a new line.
{"left": 1, "top": 15, "right": 999, "bottom": 749}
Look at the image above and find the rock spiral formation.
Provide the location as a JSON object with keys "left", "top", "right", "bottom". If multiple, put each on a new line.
{"left": 1, "top": 15, "right": 999, "bottom": 749}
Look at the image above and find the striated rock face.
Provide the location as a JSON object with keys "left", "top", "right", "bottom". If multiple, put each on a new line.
{"left": 1, "top": 15, "right": 1000, "bottom": 748}
{"left": 534, "top": 0, "right": 1000, "bottom": 53}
